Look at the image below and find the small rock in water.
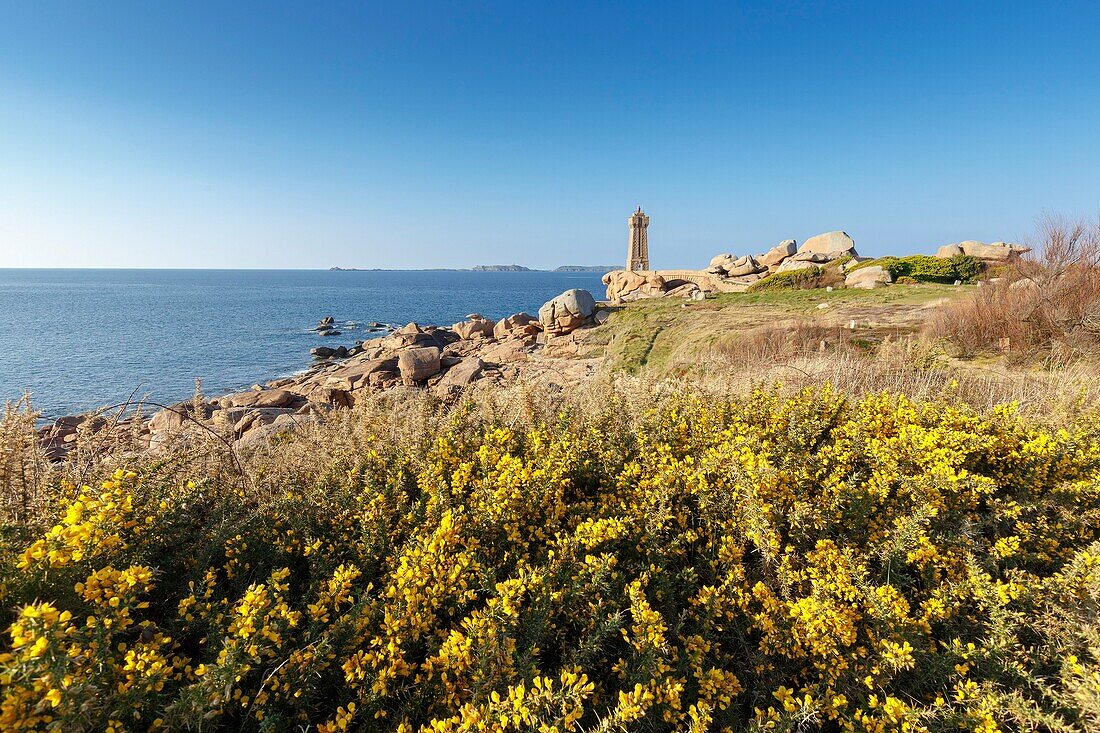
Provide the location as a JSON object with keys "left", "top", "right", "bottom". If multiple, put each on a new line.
{"left": 311, "top": 346, "right": 336, "bottom": 358}
{"left": 320, "top": 330, "right": 342, "bottom": 336}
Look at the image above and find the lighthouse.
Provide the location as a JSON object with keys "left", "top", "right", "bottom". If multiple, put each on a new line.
{"left": 627, "top": 206, "right": 650, "bottom": 271}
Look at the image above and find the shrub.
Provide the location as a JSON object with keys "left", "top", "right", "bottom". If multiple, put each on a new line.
{"left": 747, "top": 265, "right": 843, "bottom": 292}
{"left": 747, "top": 266, "right": 820, "bottom": 292}
{"left": 851, "top": 254, "right": 983, "bottom": 284}
{"left": 949, "top": 254, "right": 985, "bottom": 283}
{"left": 3, "top": 383, "right": 1100, "bottom": 731}
{"left": 929, "top": 216, "right": 1100, "bottom": 358}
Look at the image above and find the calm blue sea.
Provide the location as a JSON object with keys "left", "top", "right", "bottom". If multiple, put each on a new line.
{"left": 0, "top": 269, "right": 607, "bottom": 417}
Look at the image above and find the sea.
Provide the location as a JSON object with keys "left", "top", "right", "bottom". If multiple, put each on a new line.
{"left": 0, "top": 269, "right": 607, "bottom": 418}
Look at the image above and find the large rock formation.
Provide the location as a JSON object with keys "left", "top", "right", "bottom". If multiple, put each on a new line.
{"left": 52, "top": 299, "right": 619, "bottom": 462}
{"left": 493, "top": 313, "right": 542, "bottom": 343}
{"left": 603, "top": 270, "right": 706, "bottom": 300}
{"left": 320, "top": 357, "right": 398, "bottom": 391}
{"left": 452, "top": 314, "right": 496, "bottom": 340}
{"left": 603, "top": 270, "right": 666, "bottom": 301}
{"left": 148, "top": 407, "right": 190, "bottom": 436}
{"left": 663, "top": 282, "right": 706, "bottom": 300}
{"left": 433, "top": 356, "right": 485, "bottom": 395}
{"left": 789, "top": 251, "right": 836, "bottom": 264}
{"left": 935, "top": 240, "right": 1030, "bottom": 261}
{"left": 845, "top": 265, "right": 893, "bottom": 290}
{"left": 219, "top": 389, "right": 299, "bottom": 409}
{"left": 376, "top": 323, "right": 458, "bottom": 351}
{"left": 775, "top": 258, "right": 822, "bottom": 273}
{"left": 539, "top": 289, "right": 597, "bottom": 335}
{"left": 798, "top": 231, "right": 857, "bottom": 257}
{"left": 707, "top": 254, "right": 767, "bottom": 278}
{"left": 397, "top": 346, "right": 442, "bottom": 383}
{"left": 700, "top": 235, "right": 855, "bottom": 286}
{"left": 757, "top": 240, "right": 798, "bottom": 269}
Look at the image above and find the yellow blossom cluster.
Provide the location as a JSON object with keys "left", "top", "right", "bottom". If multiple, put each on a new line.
{"left": 3, "top": 386, "right": 1100, "bottom": 730}
{"left": 18, "top": 469, "right": 140, "bottom": 569}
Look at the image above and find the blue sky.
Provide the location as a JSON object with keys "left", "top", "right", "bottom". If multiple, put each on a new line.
{"left": 1, "top": 1, "right": 1099, "bottom": 269}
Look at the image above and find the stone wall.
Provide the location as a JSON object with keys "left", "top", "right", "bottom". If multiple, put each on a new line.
{"left": 651, "top": 270, "right": 748, "bottom": 293}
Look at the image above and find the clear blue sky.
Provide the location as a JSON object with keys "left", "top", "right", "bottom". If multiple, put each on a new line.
{"left": 1, "top": 1, "right": 1099, "bottom": 269}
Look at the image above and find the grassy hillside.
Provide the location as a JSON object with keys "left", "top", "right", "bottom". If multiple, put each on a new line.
{"left": 583, "top": 284, "right": 997, "bottom": 399}
{"left": 588, "top": 285, "right": 962, "bottom": 374}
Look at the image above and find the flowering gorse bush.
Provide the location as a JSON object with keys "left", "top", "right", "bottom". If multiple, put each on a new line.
{"left": 3, "top": 385, "right": 1100, "bottom": 731}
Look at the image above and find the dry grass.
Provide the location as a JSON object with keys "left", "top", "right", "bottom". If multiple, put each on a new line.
{"left": 709, "top": 319, "right": 847, "bottom": 371}
{"left": 6, "top": 341, "right": 1100, "bottom": 534}
{"left": 593, "top": 283, "right": 962, "bottom": 374}
{"left": 683, "top": 326, "right": 1100, "bottom": 422}
{"left": 928, "top": 215, "right": 1100, "bottom": 359}
{"left": 0, "top": 397, "right": 54, "bottom": 527}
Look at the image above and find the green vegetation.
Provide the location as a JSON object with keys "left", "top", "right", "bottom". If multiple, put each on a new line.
{"left": 825, "top": 253, "right": 853, "bottom": 269}
{"left": 746, "top": 266, "right": 825, "bottom": 292}
{"left": 746, "top": 256, "right": 855, "bottom": 293}
{"left": 851, "top": 254, "right": 985, "bottom": 284}
{"left": 949, "top": 254, "right": 985, "bottom": 283}
{"left": 595, "top": 284, "right": 965, "bottom": 374}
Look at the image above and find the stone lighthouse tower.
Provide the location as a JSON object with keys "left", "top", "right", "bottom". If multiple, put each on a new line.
{"left": 627, "top": 206, "right": 650, "bottom": 271}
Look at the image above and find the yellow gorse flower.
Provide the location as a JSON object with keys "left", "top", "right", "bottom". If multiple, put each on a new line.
{"left": 3, "top": 386, "right": 1100, "bottom": 730}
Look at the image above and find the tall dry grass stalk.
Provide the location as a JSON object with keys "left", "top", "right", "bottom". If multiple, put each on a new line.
{"left": 0, "top": 396, "right": 54, "bottom": 526}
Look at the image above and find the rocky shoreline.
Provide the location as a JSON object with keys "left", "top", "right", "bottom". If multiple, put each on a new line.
{"left": 36, "top": 287, "right": 612, "bottom": 461}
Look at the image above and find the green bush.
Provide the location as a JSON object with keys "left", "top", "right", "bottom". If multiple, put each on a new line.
{"left": 746, "top": 266, "right": 823, "bottom": 292}
{"left": 949, "top": 254, "right": 985, "bottom": 283}
{"left": 850, "top": 254, "right": 984, "bottom": 284}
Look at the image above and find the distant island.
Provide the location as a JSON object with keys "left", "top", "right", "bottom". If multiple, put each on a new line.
{"left": 471, "top": 264, "right": 532, "bottom": 272}
{"left": 553, "top": 265, "right": 620, "bottom": 272}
